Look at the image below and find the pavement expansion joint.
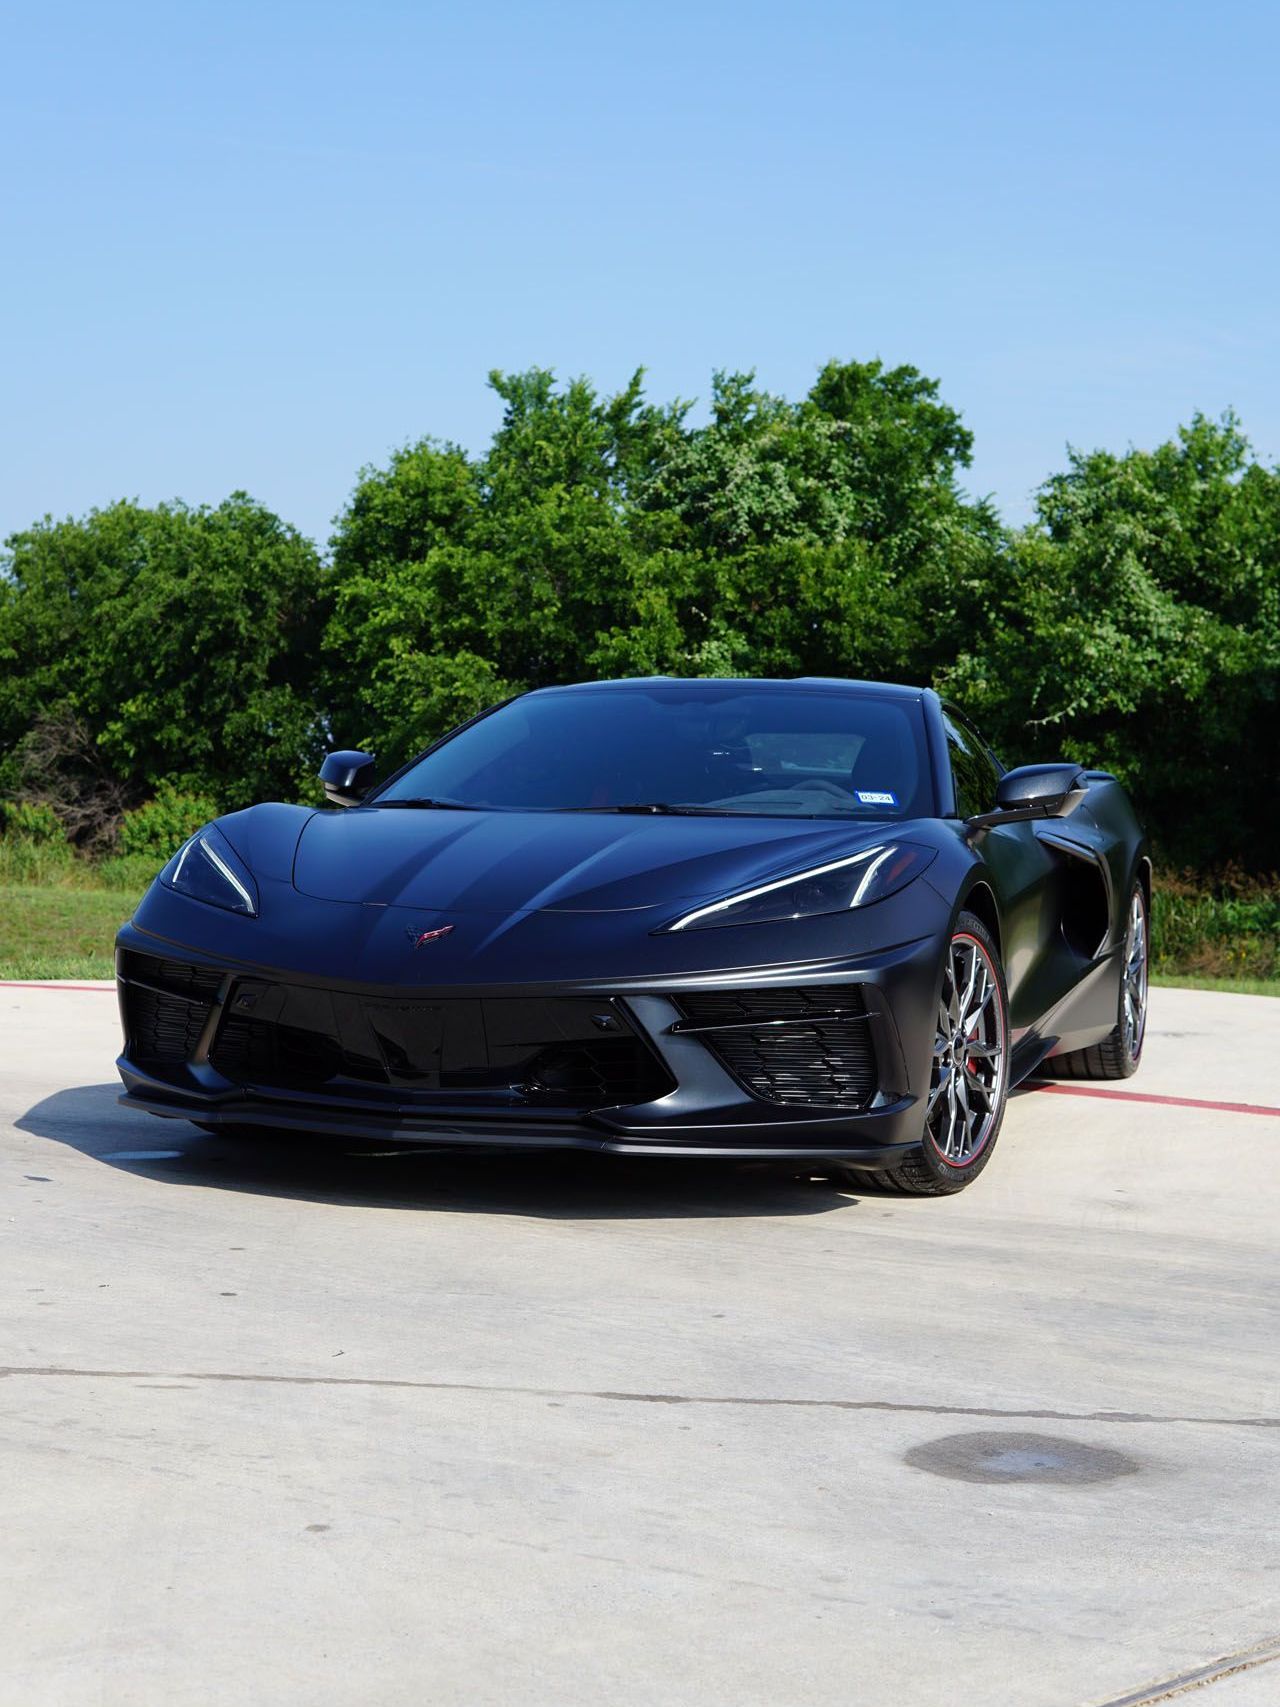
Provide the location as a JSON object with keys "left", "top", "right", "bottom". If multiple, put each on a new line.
{"left": 1088, "top": 1632, "right": 1280, "bottom": 1705}
{"left": 1, "top": 1365, "right": 1276, "bottom": 1431}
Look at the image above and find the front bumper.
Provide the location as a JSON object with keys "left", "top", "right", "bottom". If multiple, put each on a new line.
{"left": 114, "top": 918, "right": 942, "bottom": 1163}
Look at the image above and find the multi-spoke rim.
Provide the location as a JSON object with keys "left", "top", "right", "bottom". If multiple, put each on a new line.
{"left": 926, "top": 932, "right": 1007, "bottom": 1169}
{"left": 1122, "top": 888, "right": 1149, "bottom": 1061}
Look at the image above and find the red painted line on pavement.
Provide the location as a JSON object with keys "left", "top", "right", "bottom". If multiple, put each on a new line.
{"left": 0, "top": 981, "right": 115, "bottom": 993}
{"left": 1027, "top": 1081, "right": 1280, "bottom": 1119}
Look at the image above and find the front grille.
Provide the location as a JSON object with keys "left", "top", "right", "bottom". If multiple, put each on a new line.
{"left": 119, "top": 951, "right": 225, "bottom": 1066}
{"left": 210, "top": 982, "right": 672, "bottom": 1110}
{"left": 673, "top": 985, "right": 876, "bottom": 1110}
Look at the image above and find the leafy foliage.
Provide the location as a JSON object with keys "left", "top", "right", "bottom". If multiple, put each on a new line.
{"left": 0, "top": 800, "right": 66, "bottom": 845}
{"left": 1, "top": 365, "right": 1276, "bottom": 871}
{"left": 324, "top": 361, "right": 1002, "bottom": 775}
{"left": 1151, "top": 869, "right": 1279, "bottom": 981}
{"left": 118, "top": 782, "right": 221, "bottom": 861}
{"left": 944, "top": 413, "right": 1280, "bottom": 865}
{"left": 0, "top": 494, "right": 329, "bottom": 830}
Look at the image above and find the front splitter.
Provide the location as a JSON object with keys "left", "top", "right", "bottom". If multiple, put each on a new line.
{"left": 118, "top": 1086, "right": 920, "bottom": 1166}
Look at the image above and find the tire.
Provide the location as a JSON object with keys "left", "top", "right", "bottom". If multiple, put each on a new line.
{"left": 848, "top": 911, "right": 1011, "bottom": 1197}
{"left": 1042, "top": 881, "right": 1149, "bottom": 1082}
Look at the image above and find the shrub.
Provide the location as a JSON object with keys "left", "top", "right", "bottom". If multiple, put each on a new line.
{"left": 118, "top": 784, "right": 220, "bottom": 861}
{"left": 0, "top": 494, "right": 329, "bottom": 815}
{"left": 1151, "top": 869, "right": 1279, "bottom": 981}
{"left": 0, "top": 800, "right": 67, "bottom": 845}
{"left": 0, "top": 799, "right": 75, "bottom": 883}
{"left": 0, "top": 838, "right": 75, "bottom": 885}
{"left": 95, "top": 853, "right": 171, "bottom": 894}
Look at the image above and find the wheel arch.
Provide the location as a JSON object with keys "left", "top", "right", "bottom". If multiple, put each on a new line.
{"left": 959, "top": 878, "right": 1002, "bottom": 960}
{"left": 1136, "top": 853, "right": 1153, "bottom": 912}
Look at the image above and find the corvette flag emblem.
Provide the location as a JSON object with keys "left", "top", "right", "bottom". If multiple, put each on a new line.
{"left": 405, "top": 924, "right": 456, "bottom": 948}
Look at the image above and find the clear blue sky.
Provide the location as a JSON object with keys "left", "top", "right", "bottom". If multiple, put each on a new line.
{"left": 3, "top": 0, "right": 1277, "bottom": 549}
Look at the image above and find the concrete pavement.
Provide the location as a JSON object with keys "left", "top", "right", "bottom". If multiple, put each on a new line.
{"left": 2, "top": 982, "right": 1278, "bottom": 1707}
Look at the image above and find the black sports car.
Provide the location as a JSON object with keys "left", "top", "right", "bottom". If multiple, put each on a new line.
{"left": 115, "top": 677, "right": 1150, "bottom": 1194}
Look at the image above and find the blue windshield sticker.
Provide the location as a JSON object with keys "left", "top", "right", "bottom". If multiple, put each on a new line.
{"left": 856, "top": 789, "right": 897, "bottom": 807}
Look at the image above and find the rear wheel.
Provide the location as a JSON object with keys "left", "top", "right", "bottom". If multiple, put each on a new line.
{"left": 850, "top": 912, "right": 1010, "bottom": 1196}
{"left": 1042, "top": 882, "right": 1148, "bottom": 1081}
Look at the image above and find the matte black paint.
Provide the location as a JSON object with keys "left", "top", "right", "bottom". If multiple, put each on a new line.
{"left": 115, "top": 679, "right": 1148, "bottom": 1164}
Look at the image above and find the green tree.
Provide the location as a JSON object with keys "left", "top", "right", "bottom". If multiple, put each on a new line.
{"left": 324, "top": 369, "right": 688, "bottom": 765}
{"left": 0, "top": 494, "right": 329, "bottom": 832}
{"left": 945, "top": 413, "right": 1280, "bottom": 865}
{"left": 8, "top": 363, "right": 1267, "bottom": 876}
{"left": 636, "top": 360, "right": 980, "bottom": 557}
{"left": 324, "top": 360, "right": 1003, "bottom": 770}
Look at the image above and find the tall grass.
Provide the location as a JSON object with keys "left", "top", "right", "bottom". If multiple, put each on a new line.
{"left": 0, "top": 837, "right": 160, "bottom": 894}
{"left": 1151, "top": 868, "right": 1279, "bottom": 982}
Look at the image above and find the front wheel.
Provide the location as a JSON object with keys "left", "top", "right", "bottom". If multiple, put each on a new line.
{"left": 851, "top": 912, "right": 1010, "bottom": 1196}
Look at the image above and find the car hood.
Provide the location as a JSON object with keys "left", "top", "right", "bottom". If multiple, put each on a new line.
{"left": 290, "top": 806, "right": 900, "bottom": 915}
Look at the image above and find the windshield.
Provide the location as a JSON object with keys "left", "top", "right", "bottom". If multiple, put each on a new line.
{"left": 374, "top": 684, "right": 934, "bottom": 818}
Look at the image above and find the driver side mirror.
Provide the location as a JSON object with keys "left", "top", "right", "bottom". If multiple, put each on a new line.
{"left": 320, "top": 749, "right": 377, "bottom": 808}
{"left": 966, "top": 762, "right": 1087, "bottom": 831}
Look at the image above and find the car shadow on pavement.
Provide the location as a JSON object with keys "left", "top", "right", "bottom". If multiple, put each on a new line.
{"left": 17, "top": 1083, "right": 868, "bottom": 1220}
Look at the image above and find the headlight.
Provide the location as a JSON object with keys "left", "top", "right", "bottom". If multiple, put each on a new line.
{"left": 665, "top": 843, "right": 936, "bottom": 931}
{"left": 162, "top": 824, "right": 258, "bottom": 917}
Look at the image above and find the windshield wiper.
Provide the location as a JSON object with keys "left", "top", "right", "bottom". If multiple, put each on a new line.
{"left": 374, "top": 797, "right": 479, "bottom": 811}
{"left": 567, "top": 802, "right": 734, "bottom": 815}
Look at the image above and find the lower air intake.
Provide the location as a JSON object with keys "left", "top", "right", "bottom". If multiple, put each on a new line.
{"left": 673, "top": 985, "right": 876, "bottom": 1110}
{"left": 118, "top": 951, "right": 225, "bottom": 1067}
{"left": 209, "top": 983, "right": 673, "bottom": 1110}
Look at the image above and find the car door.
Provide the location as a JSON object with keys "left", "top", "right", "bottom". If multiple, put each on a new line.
{"left": 940, "top": 706, "right": 1084, "bottom": 1039}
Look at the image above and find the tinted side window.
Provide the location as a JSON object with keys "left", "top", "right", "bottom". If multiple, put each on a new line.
{"left": 948, "top": 706, "right": 1004, "bottom": 777}
{"left": 941, "top": 708, "right": 1001, "bottom": 817}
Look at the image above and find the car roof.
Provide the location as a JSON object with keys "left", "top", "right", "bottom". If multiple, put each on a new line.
{"left": 525, "top": 676, "right": 928, "bottom": 702}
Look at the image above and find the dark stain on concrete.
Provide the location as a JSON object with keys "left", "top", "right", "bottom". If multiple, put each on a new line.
{"left": 903, "top": 1431, "right": 1141, "bottom": 1484}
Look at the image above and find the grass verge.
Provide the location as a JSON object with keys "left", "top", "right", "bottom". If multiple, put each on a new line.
{"left": 1150, "top": 973, "right": 1279, "bottom": 998}
{"left": 0, "top": 885, "right": 137, "bottom": 979}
